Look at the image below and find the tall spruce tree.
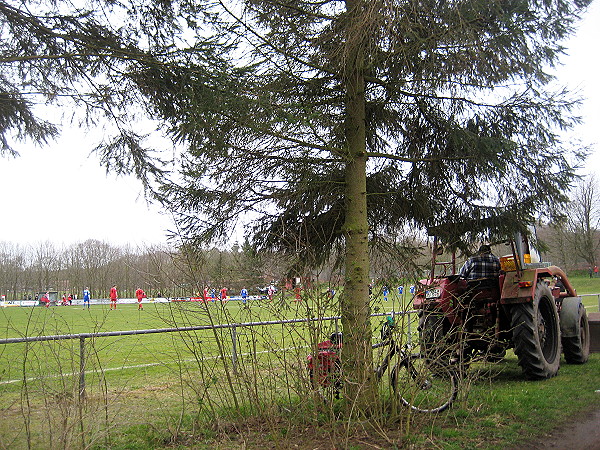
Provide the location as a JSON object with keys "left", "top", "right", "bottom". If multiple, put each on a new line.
{"left": 1, "top": 0, "right": 591, "bottom": 410}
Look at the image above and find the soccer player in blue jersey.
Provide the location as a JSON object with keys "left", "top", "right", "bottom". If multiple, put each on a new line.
{"left": 83, "top": 287, "right": 91, "bottom": 309}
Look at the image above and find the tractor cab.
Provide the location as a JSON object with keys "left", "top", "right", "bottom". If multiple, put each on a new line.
{"left": 415, "top": 226, "right": 577, "bottom": 309}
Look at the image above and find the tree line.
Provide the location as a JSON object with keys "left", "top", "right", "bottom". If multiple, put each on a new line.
{"left": 0, "top": 239, "right": 285, "bottom": 301}
{"left": 543, "top": 176, "right": 600, "bottom": 270}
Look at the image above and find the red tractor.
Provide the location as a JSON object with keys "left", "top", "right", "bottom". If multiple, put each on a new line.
{"left": 413, "top": 231, "right": 590, "bottom": 379}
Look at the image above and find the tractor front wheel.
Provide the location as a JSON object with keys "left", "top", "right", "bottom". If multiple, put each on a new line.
{"left": 510, "top": 283, "right": 561, "bottom": 379}
{"left": 561, "top": 300, "right": 590, "bottom": 364}
{"left": 419, "top": 312, "right": 452, "bottom": 362}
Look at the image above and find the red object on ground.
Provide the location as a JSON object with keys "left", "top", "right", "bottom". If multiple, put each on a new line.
{"left": 307, "top": 339, "right": 341, "bottom": 387}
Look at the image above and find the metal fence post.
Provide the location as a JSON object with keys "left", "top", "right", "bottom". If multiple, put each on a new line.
{"left": 79, "top": 336, "right": 86, "bottom": 400}
{"left": 230, "top": 325, "right": 238, "bottom": 374}
{"left": 407, "top": 311, "right": 413, "bottom": 344}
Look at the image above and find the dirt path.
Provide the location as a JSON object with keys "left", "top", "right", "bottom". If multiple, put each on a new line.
{"left": 520, "top": 406, "right": 600, "bottom": 450}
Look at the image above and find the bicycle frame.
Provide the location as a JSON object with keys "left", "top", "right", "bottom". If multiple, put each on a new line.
{"left": 373, "top": 336, "right": 403, "bottom": 379}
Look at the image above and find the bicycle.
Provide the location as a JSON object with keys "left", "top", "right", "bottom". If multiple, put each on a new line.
{"left": 307, "top": 315, "right": 459, "bottom": 413}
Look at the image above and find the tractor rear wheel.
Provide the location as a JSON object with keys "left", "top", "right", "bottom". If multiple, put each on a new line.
{"left": 510, "top": 283, "right": 561, "bottom": 379}
{"left": 419, "top": 311, "right": 473, "bottom": 372}
{"left": 562, "top": 302, "right": 590, "bottom": 364}
{"left": 419, "top": 312, "right": 445, "bottom": 348}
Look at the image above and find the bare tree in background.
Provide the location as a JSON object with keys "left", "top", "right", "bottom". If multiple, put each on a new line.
{"left": 0, "top": 242, "right": 27, "bottom": 299}
{"left": 71, "top": 240, "right": 121, "bottom": 296}
{"left": 31, "top": 241, "right": 61, "bottom": 292}
{"left": 565, "top": 176, "right": 600, "bottom": 267}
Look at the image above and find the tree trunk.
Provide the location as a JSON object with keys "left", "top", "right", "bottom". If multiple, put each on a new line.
{"left": 341, "top": 0, "right": 375, "bottom": 413}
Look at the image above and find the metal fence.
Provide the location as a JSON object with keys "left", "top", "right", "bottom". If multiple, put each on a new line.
{"left": 581, "top": 293, "right": 600, "bottom": 312}
{"left": 0, "top": 310, "right": 413, "bottom": 400}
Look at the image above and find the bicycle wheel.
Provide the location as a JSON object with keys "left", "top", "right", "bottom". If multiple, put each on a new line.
{"left": 391, "top": 353, "right": 458, "bottom": 413}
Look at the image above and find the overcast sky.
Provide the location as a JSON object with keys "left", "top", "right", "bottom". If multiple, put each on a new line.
{"left": 1, "top": 4, "right": 599, "bottom": 248}
{"left": 0, "top": 126, "right": 176, "bottom": 248}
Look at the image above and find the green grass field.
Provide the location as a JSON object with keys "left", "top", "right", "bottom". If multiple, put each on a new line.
{"left": 0, "top": 277, "right": 599, "bottom": 448}
{"left": 0, "top": 290, "right": 416, "bottom": 386}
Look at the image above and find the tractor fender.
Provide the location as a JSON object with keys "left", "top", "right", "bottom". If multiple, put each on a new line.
{"left": 500, "top": 270, "right": 535, "bottom": 304}
{"left": 559, "top": 297, "right": 584, "bottom": 338}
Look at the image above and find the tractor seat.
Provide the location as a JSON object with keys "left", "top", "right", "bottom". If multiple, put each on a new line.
{"left": 466, "top": 278, "right": 501, "bottom": 302}
{"left": 467, "top": 277, "right": 499, "bottom": 290}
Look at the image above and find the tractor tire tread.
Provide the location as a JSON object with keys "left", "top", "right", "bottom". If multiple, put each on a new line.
{"left": 562, "top": 305, "right": 590, "bottom": 364}
{"left": 510, "top": 284, "right": 561, "bottom": 380}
